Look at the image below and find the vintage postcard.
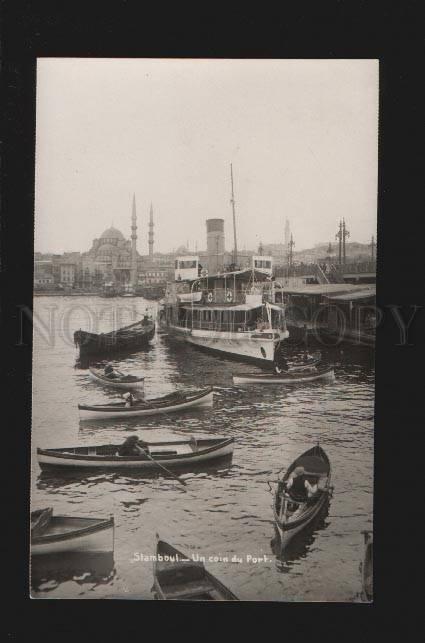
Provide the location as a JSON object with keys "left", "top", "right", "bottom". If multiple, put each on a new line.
{"left": 31, "top": 58, "right": 377, "bottom": 601}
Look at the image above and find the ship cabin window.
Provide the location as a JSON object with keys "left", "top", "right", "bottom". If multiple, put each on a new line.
{"left": 254, "top": 259, "right": 271, "bottom": 270}
{"left": 177, "top": 260, "right": 197, "bottom": 269}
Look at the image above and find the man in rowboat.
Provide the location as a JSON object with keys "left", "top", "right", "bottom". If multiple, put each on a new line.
{"left": 104, "top": 363, "right": 124, "bottom": 379}
{"left": 284, "top": 467, "right": 319, "bottom": 499}
{"left": 118, "top": 435, "right": 149, "bottom": 457}
{"left": 142, "top": 309, "right": 151, "bottom": 325}
{"left": 273, "top": 348, "right": 289, "bottom": 375}
{"left": 123, "top": 391, "right": 136, "bottom": 407}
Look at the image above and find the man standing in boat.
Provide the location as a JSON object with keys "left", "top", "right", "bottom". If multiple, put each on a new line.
{"left": 273, "top": 345, "right": 289, "bottom": 374}
{"left": 142, "top": 308, "right": 151, "bottom": 325}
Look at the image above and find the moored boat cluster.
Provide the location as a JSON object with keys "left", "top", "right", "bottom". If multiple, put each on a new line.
{"left": 32, "top": 309, "right": 372, "bottom": 601}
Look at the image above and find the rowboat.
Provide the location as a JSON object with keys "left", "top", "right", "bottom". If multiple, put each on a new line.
{"left": 273, "top": 445, "right": 332, "bottom": 550}
{"left": 361, "top": 530, "right": 373, "bottom": 601}
{"left": 78, "top": 387, "right": 213, "bottom": 420}
{"left": 89, "top": 367, "right": 145, "bottom": 391}
{"left": 74, "top": 318, "right": 155, "bottom": 357}
{"left": 285, "top": 351, "right": 322, "bottom": 372}
{"left": 31, "top": 507, "right": 114, "bottom": 556}
{"left": 37, "top": 436, "right": 234, "bottom": 471}
{"left": 153, "top": 537, "right": 238, "bottom": 600}
{"left": 233, "top": 364, "right": 334, "bottom": 385}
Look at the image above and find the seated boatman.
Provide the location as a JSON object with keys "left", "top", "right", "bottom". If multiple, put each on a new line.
{"left": 118, "top": 435, "right": 149, "bottom": 457}
{"left": 104, "top": 363, "right": 121, "bottom": 379}
{"left": 285, "top": 466, "right": 307, "bottom": 497}
{"left": 123, "top": 391, "right": 137, "bottom": 407}
{"left": 285, "top": 466, "right": 319, "bottom": 499}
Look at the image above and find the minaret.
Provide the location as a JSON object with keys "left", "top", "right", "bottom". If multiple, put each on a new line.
{"left": 131, "top": 194, "right": 138, "bottom": 288}
{"left": 342, "top": 218, "right": 350, "bottom": 265}
{"left": 149, "top": 203, "right": 154, "bottom": 259}
{"left": 284, "top": 219, "right": 290, "bottom": 262}
{"left": 288, "top": 233, "right": 295, "bottom": 272}
{"left": 336, "top": 220, "right": 343, "bottom": 265}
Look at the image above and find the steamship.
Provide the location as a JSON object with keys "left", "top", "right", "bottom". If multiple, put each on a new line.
{"left": 158, "top": 247, "right": 289, "bottom": 365}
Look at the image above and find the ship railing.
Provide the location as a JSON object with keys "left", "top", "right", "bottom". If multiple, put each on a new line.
{"left": 193, "top": 287, "right": 275, "bottom": 305}
{"left": 185, "top": 320, "right": 254, "bottom": 333}
{"left": 184, "top": 320, "right": 286, "bottom": 334}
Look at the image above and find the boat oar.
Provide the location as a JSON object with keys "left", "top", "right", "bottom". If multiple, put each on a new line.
{"left": 143, "top": 449, "right": 188, "bottom": 490}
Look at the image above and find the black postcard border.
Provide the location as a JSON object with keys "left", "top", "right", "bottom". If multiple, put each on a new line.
{"left": 2, "top": 1, "right": 423, "bottom": 639}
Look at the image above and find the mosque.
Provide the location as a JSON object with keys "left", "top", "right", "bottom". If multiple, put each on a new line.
{"left": 34, "top": 196, "right": 170, "bottom": 291}
{"left": 80, "top": 196, "right": 154, "bottom": 287}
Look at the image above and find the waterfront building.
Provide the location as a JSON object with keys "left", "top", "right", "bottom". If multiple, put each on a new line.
{"left": 276, "top": 283, "right": 376, "bottom": 346}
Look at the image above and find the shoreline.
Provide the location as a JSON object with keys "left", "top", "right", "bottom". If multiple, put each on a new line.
{"left": 33, "top": 292, "right": 152, "bottom": 298}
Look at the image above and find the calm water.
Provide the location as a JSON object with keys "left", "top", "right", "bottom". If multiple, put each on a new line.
{"left": 31, "top": 296, "right": 374, "bottom": 601}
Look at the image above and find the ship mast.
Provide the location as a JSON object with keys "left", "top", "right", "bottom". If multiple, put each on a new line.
{"left": 230, "top": 163, "right": 238, "bottom": 267}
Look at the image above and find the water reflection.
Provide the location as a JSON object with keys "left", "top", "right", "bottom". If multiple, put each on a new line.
{"left": 76, "top": 345, "right": 156, "bottom": 370}
{"left": 271, "top": 500, "right": 331, "bottom": 569}
{"left": 31, "top": 551, "right": 115, "bottom": 593}
{"left": 37, "top": 455, "right": 234, "bottom": 490}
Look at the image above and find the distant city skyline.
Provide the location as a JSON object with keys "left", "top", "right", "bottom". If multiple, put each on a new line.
{"left": 35, "top": 59, "right": 378, "bottom": 255}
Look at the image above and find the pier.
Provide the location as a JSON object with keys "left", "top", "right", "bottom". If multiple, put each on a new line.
{"left": 276, "top": 283, "right": 376, "bottom": 346}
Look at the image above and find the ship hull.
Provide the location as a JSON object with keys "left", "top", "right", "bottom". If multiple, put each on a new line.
{"left": 163, "top": 323, "right": 288, "bottom": 364}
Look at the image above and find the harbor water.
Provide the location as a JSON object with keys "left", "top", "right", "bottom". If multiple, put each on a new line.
{"left": 31, "top": 296, "right": 374, "bottom": 601}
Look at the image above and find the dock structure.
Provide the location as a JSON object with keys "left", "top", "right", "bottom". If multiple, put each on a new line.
{"left": 275, "top": 283, "right": 376, "bottom": 346}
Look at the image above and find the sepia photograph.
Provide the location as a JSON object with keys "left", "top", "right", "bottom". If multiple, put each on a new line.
{"left": 30, "top": 58, "right": 377, "bottom": 601}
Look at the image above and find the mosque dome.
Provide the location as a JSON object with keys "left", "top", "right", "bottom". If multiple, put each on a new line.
{"left": 95, "top": 243, "right": 125, "bottom": 258}
{"left": 100, "top": 226, "right": 125, "bottom": 241}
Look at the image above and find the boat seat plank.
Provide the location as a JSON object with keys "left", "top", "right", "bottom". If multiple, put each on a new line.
{"left": 156, "top": 561, "right": 205, "bottom": 584}
{"left": 163, "top": 580, "right": 215, "bottom": 600}
{"left": 151, "top": 450, "right": 178, "bottom": 457}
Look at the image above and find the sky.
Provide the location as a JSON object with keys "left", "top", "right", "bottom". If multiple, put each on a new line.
{"left": 34, "top": 58, "right": 378, "bottom": 255}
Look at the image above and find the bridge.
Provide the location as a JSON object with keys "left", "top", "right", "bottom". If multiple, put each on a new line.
{"left": 274, "top": 261, "right": 376, "bottom": 286}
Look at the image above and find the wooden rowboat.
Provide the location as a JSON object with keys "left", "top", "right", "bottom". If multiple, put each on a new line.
{"left": 78, "top": 387, "right": 213, "bottom": 420}
{"left": 31, "top": 508, "right": 114, "bottom": 556}
{"left": 89, "top": 367, "right": 145, "bottom": 391}
{"left": 153, "top": 537, "right": 238, "bottom": 601}
{"left": 273, "top": 445, "right": 332, "bottom": 550}
{"left": 37, "top": 436, "right": 234, "bottom": 471}
{"left": 361, "top": 530, "right": 373, "bottom": 601}
{"left": 74, "top": 318, "right": 155, "bottom": 358}
{"left": 233, "top": 364, "right": 334, "bottom": 385}
{"left": 285, "top": 351, "right": 322, "bottom": 372}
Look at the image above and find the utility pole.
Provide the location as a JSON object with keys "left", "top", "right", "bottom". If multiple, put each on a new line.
{"left": 288, "top": 234, "right": 295, "bottom": 275}
{"left": 371, "top": 234, "right": 375, "bottom": 261}
{"left": 131, "top": 193, "right": 138, "bottom": 288}
{"left": 342, "top": 218, "right": 350, "bottom": 265}
{"left": 230, "top": 163, "right": 238, "bottom": 266}
{"left": 216, "top": 235, "right": 219, "bottom": 273}
{"left": 148, "top": 203, "right": 154, "bottom": 259}
{"left": 284, "top": 219, "right": 290, "bottom": 265}
{"left": 336, "top": 221, "right": 343, "bottom": 266}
